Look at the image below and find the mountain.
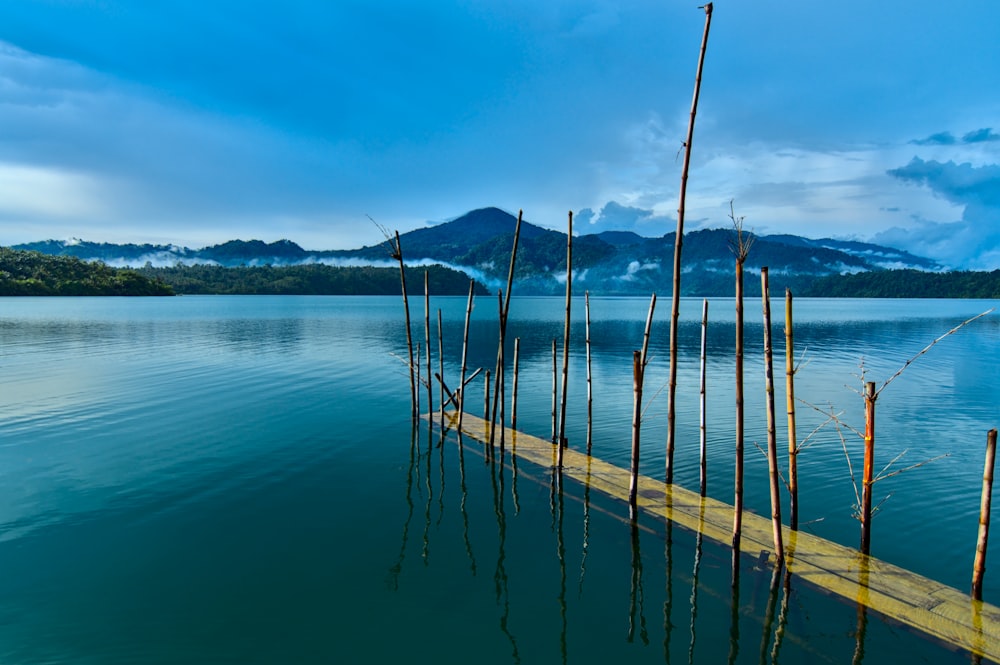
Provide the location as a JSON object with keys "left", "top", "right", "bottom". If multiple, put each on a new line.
{"left": 11, "top": 207, "right": 946, "bottom": 296}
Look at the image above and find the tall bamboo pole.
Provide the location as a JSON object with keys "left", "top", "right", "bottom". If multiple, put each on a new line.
{"left": 457, "top": 280, "right": 474, "bottom": 431}
{"left": 424, "top": 270, "right": 432, "bottom": 415}
{"left": 761, "top": 267, "right": 784, "bottom": 566}
{"left": 699, "top": 298, "right": 708, "bottom": 497}
{"left": 630, "top": 295, "right": 657, "bottom": 510}
{"left": 860, "top": 381, "right": 876, "bottom": 555}
{"left": 785, "top": 288, "right": 799, "bottom": 530}
{"left": 630, "top": 350, "right": 643, "bottom": 509}
{"left": 438, "top": 308, "right": 444, "bottom": 424}
{"left": 511, "top": 337, "right": 520, "bottom": 431}
{"left": 393, "top": 231, "right": 416, "bottom": 418}
{"left": 490, "top": 211, "right": 524, "bottom": 442}
{"left": 558, "top": 211, "right": 573, "bottom": 467}
{"left": 732, "top": 208, "right": 751, "bottom": 553}
{"left": 484, "top": 370, "right": 491, "bottom": 427}
{"left": 666, "top": 2, "right": 714, "bottom": 485}
{"left": 552, "top": 338, "right": 558, "bottom": 443}
{"left": 973, "top": 428, "right": 998, "bottom": 601}
{"left": 585, "top": 291, "right": 593, "bottom": 455}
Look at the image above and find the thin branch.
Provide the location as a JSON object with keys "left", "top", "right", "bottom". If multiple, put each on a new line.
{"left": 877, "top": 308, "right": 994, "bottom": 396}
{"left": 873, "top": 453, "right": 950, "bottom": 484}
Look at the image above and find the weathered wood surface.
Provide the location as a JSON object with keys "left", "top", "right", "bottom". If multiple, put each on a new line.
{"left": 430, "top": 411, "right": 1000, "bottom": 663}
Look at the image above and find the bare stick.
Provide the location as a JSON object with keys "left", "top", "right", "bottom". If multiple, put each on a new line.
{"left": 666, "top": 2, "right": 713, "bottom": 485}
{"left": 860, "top": 381, "right": 876, "bottom": 555}
{"left": 699, "top": 298, "right": 708, "bottom": 497}
{"left": 484, "top": 370, "right": 491, "bottom": 431}
{"left": 585, "top": 291, "right": 593, "bottom": 455}
{"left": 761, "top": 267, "right": 784, "bottom": 566}
{"left": 457, "top": 280, "right": 474, "bottom": 431}
{"left": 785, "top": 288, "right": 799, "bottom": 530}
{"left": 558, "top": 211, "right": 574, "bottom": 467}
{"left": 973, "top": 429, "right": 998, "bottom": 601}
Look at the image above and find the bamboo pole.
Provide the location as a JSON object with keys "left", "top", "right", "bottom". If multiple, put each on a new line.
{"left": 761, "top": 267, "right": 784, "bottom": 566}
{"left": 585, "top": 290, "right": 593, "bottom": 455}
{"left": 424, "top": 270, "right": 432, "bottom": 415}
{"left": 666, "top": 2, "right": 714, "bottom": 485}
{"left": 457, "top": 280, "right": 474, "bottom": 431}
{"left": 511, "top": 337, "right": 520, "bottom": 431}
{"left": 552, "top": 338, "right": 558, "bottom": 443}
{"left": 415, "top": 344, "right": 421, "bottom": 416}
{"left": 630, "top": 295, "right": 657, "bottom": 510}
{"left": 438, "top": 308, "right": 444, "bottom": 424}
{"left": 484, "top": 370, "right": 491, "bottom": 432}
{"left": 393, "top": 231, "right": 417, "bottom": 418}
{"left": 860, "top": 381, "right": 876, "bottom": 555}
{"left": 972, "top": 428, "right": 997, "bottom": 601}
{"left": 490, "top": 211, "right": 524, "bottom": 443}
{"left": 732, "top": 226, "right": 750, "bottom": 553}
{"left": 785, "top": 288, "right": 799, "bottom": 530}
{"left": 630, "top": 350, "right": 643, "bottom": 509}
{"left": 699, "top": 298, "right": 708, "bottom": 497}
{"left": 558, "top": 211, "right": 573, "bottom": 466}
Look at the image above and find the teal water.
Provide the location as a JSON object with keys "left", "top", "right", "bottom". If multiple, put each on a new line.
{"left": 0, "top": 295, "right": 997, "bottom": 663}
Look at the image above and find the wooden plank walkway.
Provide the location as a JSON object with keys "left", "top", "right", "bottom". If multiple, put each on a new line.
{"left": 438, "top": 411, "right": 1000, "bottom": 663}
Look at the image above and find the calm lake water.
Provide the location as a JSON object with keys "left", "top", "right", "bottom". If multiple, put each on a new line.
{"left": 0, "top": 294, "right": 997, "bottom": 664}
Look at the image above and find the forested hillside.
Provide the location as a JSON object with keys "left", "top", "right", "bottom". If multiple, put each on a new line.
{"left": 0, "top": 248, "right": 173, "bottom": 296}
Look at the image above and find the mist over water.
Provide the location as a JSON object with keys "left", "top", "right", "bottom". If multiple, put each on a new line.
{"left": 0, "top": 295, "right": 996, "bottom": 663}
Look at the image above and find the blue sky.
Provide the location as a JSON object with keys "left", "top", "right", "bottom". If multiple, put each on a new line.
{"left": 1, "top": 1, "right": 998, "bottom": 269}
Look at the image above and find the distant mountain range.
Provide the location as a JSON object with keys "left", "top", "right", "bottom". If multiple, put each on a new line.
{"left": 13, "top": 207, "right": 943, "bottom": 295}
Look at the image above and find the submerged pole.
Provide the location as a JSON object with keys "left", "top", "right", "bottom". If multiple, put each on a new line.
{"left": 860, "top": 381, "right": 876, "bottom": 556}
{"left": 761, "top": 267, "right": 784, "bottom": 566}
{"left": 558, "top": 211, "right": 573, "bottom": 466}
{"left": 785, "top": 288, "right": 799, "bottom": 530}
{"left": 666, "top": 2, "right": 714, "bottom": 486}
{"left": 972, "top": 428, "right": 997, "bottom": 601}
{"left": 699, "top": 298, "right": 708, "bottom": 497}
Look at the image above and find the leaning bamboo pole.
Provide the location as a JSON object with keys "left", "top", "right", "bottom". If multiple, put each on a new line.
{"left": 666, "top": 2, "right": 714, "bottom": 485}
{"left": 785, "top": 288, "right": 799, "bottom": 530}
{"left": 699, "top": 298, "right": 708, "bottom": 497}
{"left": 585, "top": 291, "right": 593, "bottom": 455}
{"left": 761, "top": 267, "right": 784, "bottom": 566}
{"left": 860, "top": 381, "right": 876, "bottom": 555}
{"left": 557, "top": 211, "right": 573, "bottom": 466}
{"left": 973, "top": 428, "right": 998, "bottom": 601}
{"left": 393, "top": 231, "right": 416, "bottom": 418}
{"left": 457, "top": 280, "right": 474, "bottom": 431}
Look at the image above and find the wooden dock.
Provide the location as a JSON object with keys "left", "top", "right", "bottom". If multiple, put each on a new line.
{"left": 439, "top": 411, "right": 1000, "bottom": 663}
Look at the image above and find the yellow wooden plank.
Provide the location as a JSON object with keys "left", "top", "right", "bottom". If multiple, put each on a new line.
{"left": 435, "top": 411, "right": 1000, "bottom": 663}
